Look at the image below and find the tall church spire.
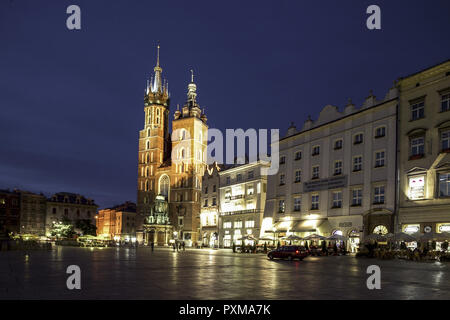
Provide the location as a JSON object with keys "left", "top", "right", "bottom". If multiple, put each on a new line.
{"left": 145, "top": 43, "right": 169, "bottom": 107}
{"left": 153, "top": 44, "right": 163, "bottom": 93}
{"left": 187, "top": 69, "right": 197, "bottom": 106}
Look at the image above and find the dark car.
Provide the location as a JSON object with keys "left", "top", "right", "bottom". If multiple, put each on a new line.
{"left": 267, "top": 245, "right": 309, "bottom": 261}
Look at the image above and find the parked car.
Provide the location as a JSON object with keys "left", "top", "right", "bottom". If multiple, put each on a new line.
{"left": 267, "top": 245, "right": 309, "bottom": 261}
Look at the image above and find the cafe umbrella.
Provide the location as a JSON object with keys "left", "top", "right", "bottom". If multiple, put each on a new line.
{"left": 386, "top": 232, "right": 417, "bottom": 242}
{"left": 303, "top": 234, "right": 326, "bottom": 241}
{"left": 327, "top": 234, "right": 347, "bottom": 241}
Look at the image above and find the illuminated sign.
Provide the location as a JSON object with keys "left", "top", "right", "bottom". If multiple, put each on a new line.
{"left": 439, "top": 225, "right": 450, "bottom": 233}
{"left": 404, "top": 225, "right": 419, "bottom": 234}
{"left": 409, "top": 176, "right": 425, "bottom": 200}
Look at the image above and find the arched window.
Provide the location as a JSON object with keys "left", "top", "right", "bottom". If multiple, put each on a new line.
{"left": 159, "top": 175, "right": 170, "bottom": 198}
{"left": 147, "top": 128, "right": 150, "bottom": 136}
{"left": 373, "top": 225, "right": 388, "bottom": 235}
{"left": 332, "top": 230, "right": 343, "bottom": 236}
{"left": 180, "top": 148, "right": 185, "bottom": 159}
{"left": 146, "top": 167, "right": 149, "bottom": 177}
{"left": 146, "top": 141, "right": 150, "bottom": 149}
{"left": 145, "top": 180, "right": 149, "bottom": 191}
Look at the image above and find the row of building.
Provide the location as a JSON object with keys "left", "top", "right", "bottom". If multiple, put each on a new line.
{"left": 4, "top": 49, "right": 449, "bottom": 250}
{"left": 199, "top": 60, "right": 450, "bottom": 250}
{"left": 0, "top": 190, "right": 98, "bottom": 237}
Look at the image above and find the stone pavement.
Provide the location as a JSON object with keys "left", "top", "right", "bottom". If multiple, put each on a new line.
{"left": 1, "top": 246, "right": 449, "bottom": 299}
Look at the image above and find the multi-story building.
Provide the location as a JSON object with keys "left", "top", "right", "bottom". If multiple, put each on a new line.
{"left": 45, "top": 192, "right": 98, "bottom": 236}
{"left": 262, "top": 87, "right": 398, "bottom": 251}
{"left": 397, "top": 60, "right": 450, "bottom": 236}
{"left": 17, "top": 190, "right": 46, "bottom": 236}
{"left": 136, "top": 46, "right": 208, "bottom": 246}
{"left": 96, "top": 202, "right": 137, "bottom": 242}
{"left": 218, "top": 161, "right": 269, "bottom": 248}
{"left": 200, "top": 163, "right": 221, "bottom": 247}
{"left": 0, "top": 190, "right": 20, "bottom": 235}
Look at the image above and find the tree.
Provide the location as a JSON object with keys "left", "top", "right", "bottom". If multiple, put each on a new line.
{"left": 75, "top": 219, "right": 97, "bottom": 236}
{"left": 50, "top": 217, "right": 75, "bottom": 239}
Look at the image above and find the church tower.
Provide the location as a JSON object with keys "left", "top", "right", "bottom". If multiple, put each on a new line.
{"left": 169, "top": 70, "right": 208, "bottom": 245}
{"left": 136, "top": 45, "right": 171, "bottom": 244}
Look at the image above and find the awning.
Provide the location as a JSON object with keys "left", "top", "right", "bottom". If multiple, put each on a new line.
{"left": 291, "top": 219, "right": 328, "bottom": 232}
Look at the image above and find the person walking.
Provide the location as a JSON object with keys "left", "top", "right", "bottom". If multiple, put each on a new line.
{"left": 182, "top": 241, "right": 185, "bottom": 251}
{"left": 172, "top": 242, "right": 176, "bottom": 252}
{"left": 150, "top": 241, "right": 154, "bottom": 252}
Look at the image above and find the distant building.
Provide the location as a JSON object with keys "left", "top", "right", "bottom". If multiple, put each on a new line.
{"left": 397, "top": 60, "right": 450, "bottom": 236}
{"left": 218, "top": 161, "right": 269, "bottom": 248}
{"left": 0, "top": 190, "right": 20, "bottom": 235}
{"left": 45, "top": 192, "right": 98, "bottom": 236}
{"left": 17, "top": 190, "right": 46, "bottom": 236}
{"left": 96, "top": 202, "right": 137, "bottom": 242}
{"left": 200, "top": 163, "right": 221, "bottom": 247}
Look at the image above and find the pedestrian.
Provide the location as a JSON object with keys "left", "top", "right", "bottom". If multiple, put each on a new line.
{"left": 172, "top": 242, "right": 176, "bottom": 252}
{"left": 151, "top": 241, "right": 154, "bottom": 252}
{"left": 182, "top": 241, "right": 185, "bottom": 251}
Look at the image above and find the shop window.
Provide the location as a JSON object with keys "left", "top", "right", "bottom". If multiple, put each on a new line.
{"left": 409, "top": 175, "right": 425, "bottom": 200}
{"left": 439, "top": 173, "right": 450, "bottom": 197}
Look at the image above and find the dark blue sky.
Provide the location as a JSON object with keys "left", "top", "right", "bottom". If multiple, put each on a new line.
{"left": 1, "top": 0, "right": 449, "bottom": 208}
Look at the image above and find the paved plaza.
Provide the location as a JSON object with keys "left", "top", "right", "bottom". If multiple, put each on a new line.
{"left": 1, "top": 246, "right": 450, "bottom": 299}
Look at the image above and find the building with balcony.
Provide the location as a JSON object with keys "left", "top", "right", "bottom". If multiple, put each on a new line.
{"left": 262, "top": 86, "right": 398, "bottom": 251}
{"left": 218, "top": 160, "right": 269, "bottom": 247}
{"left": 397, "top": 60, "right": 450, "bottom": 237}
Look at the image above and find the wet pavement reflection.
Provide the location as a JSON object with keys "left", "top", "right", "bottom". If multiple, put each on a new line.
{"left": 1, "top": 247, "right": 450, "bottom": 299}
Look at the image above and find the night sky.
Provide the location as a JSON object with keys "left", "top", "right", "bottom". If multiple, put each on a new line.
{"left": 1, "top": 0, "right": 449, "bottom": 208}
